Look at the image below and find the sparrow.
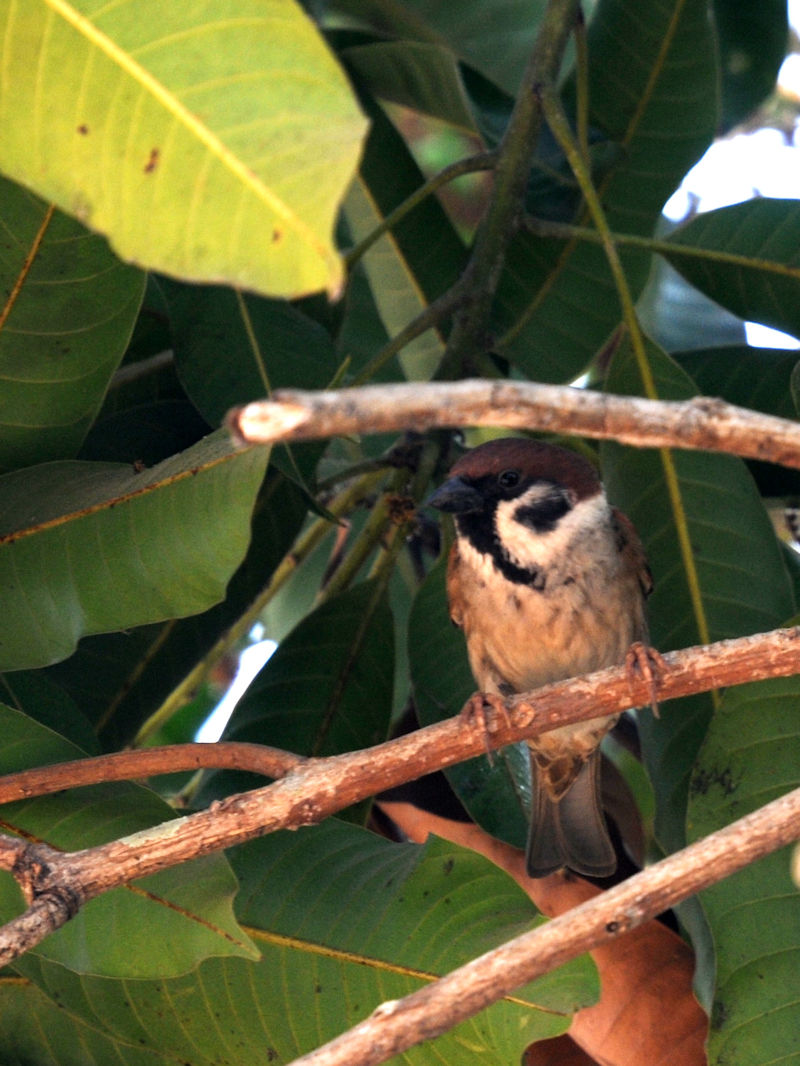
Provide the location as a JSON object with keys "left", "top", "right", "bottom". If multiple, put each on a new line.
{"left": 427, "top": 437, "right": 652, "bottom": 878}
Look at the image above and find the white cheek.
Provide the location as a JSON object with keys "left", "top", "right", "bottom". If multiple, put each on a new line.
{"left": 458, "top": 537, "right": 499, "bottom": 584}
{"left": 494, "top": 491, "right": 610, "bottom": 571}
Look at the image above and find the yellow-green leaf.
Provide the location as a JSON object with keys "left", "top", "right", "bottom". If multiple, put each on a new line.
{"left": 0, "top": 1, "right": 368, "bottom": 297}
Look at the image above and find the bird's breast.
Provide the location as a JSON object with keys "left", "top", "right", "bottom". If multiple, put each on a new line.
{"left": 450, "top": 535, "right": 645, "bottom": 696}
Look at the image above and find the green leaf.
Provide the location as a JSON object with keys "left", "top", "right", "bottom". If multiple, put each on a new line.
{"left": 664, "top": 199, "right": 800, "bottom": 341}
{"left": 0, "top": 431, "right": 269, "bottom": 670}
{"left": 0, "top": 669, "right": 97, "bottom": 752}
{"left": 494, "top": 0, "right": 718, "bottom": 380}
{"left": 335, "top": 260, "right": 392, "bottom": 377}
{"left": 0, "top": 705, "right": 257, "bottom": 977}
{"left": 0, "top": 1, "right": 367, "bottom": 298}
{"left": 687, "top": 676, "right": 800, "bottom": 1063}
{"left": 672, "top": 346, "right": 800, "bottom": 499}
{"left": 0, "top": 979, "right": 157, "bottom": 1066}
{"left": 408, "top": 555, "right": 531, "bottom": 849}
{"left": 601, "top": 338, "right": 795, "bottom": 854}
{"left": 38, "top": 467, "right": 308, "bottom": 749}
{"left": 3, "top": 822, "right": 596, "bottom": 1064}
{"left": 0, "top": 175, "right": 145, "bottom": 472}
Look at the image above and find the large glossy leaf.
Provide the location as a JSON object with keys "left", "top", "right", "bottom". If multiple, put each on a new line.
{"left": 0, "top": 705, "right": 257, "bottom": 977}
{"left": 38, "top": 467, "right": 309, "bottom": 749}
{"left": 687, "top": 676, "right": 800, "bottom": 1062}
{"left": 408, "top": 554, "right": 532, "bottom": 850}
{"left": 0, "top": 1, "right": 367, "bottom": 298}
{"left": 600, "top": 338, "right": 795, "bottom": 854}
{"left": 663, "top": 199, "right": 800, "bottom": 341}
{"left": 0, "top": 175, "right": 145, "bottom": 472}
{"left": 494, "top": 0, "right": 718, "bottom": 380}
{"left": 0, "top": 431, "right": 269, "bottom": 670}
{"left": 3, "top": 822, "right": 596, "bottom": 1064}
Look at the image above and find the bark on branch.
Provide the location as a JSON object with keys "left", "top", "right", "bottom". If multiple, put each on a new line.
{"left": 1, "top": 626, "right": 799, "bottom": 968}
{"left": 227, "top": 380, "right": 800, "bottom": 470}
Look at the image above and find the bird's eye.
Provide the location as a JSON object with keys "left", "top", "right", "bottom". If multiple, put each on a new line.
{"left": 498, "top": 469, "right": 520, "bottom": 489}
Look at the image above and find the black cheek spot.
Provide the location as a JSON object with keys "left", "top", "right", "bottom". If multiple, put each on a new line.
{"left": 515, "top": 491, "right": 571, "bottom": 533}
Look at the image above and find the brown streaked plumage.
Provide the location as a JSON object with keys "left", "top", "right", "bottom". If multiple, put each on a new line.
{"left": 428, "top": 437, "right": 652, "bottom": 878}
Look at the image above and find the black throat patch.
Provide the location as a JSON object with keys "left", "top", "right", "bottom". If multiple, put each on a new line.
{"left": 455, "top": 512, "right": 547, "bottom": 590}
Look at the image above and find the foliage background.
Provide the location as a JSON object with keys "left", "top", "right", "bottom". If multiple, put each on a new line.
{"left": 0, "top": 1, "right": 799, "bottom": 1063}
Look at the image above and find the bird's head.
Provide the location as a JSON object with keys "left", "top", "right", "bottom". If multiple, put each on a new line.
{"left": 428, "top": 437, "right": 606, "bottom": 579}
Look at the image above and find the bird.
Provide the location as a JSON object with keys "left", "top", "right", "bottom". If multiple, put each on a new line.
{"left": 427, "top": 436, "right": 653, "bottom": 878}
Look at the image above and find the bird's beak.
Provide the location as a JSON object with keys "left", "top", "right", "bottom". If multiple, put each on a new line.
{"left": 426, "top": 476, "right": 484, "bottom": 514}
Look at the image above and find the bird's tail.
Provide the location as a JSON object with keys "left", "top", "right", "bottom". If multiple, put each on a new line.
{"left": 525, "top": 751, "right": 616, "bottom": 878}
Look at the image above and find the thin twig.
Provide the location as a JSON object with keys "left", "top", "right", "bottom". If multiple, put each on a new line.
{"left": 526, "top": 214, "right": 800, "bottom": 281}
{"left": 438, "top": 0, "right": 581, "bottom": 378}
{"left": 350, "top": 285, "right": 466, "bottom": 386}
{"left": 2, "top": 626, "right": 800, "bottom": 966}
{"left": 344, "top": 151, "right": 497, "bottom": 271}
{"left": 227, "top": 379, "right": 800, "bottom": 470}
{"left": 537, "top": 85, "right": 655, "bottom": 396}
{"left": 0, "top": 743, "right": 304, "bottom": 806}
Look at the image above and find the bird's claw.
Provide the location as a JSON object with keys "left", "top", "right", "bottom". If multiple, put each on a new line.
{"left": 461, "top": 692, "right": 512, "bottom": 764}
{"left": 625, "top": 642, "right": 666, "bottom": 718}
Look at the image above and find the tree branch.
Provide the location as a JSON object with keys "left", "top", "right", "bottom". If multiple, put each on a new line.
{"left": 227, "top": 379, "right": 800, "bottom": 470}
{"left": 2, "top": 626, "right": 800, "bottom": 967}
{"left": 438, "top": 0, "right": 581, "bottom": 378}
{"left": 285, "top": 784, "right": 800, "bottom": 1066}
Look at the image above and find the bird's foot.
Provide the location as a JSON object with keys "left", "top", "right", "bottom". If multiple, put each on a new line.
{"left": 461, "top": 692, "right": 512, "bottom": 763}
{"left": 625, "top": 642, "right": 666, "bottom": 718}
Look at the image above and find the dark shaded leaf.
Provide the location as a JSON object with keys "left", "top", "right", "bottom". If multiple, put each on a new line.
{"left": 210, "top": 580, "right": 395, "bottom": 806}
{"left": 41, "top": 468, "right": 308, "bottom": 749}
{"left": 713, "top": 0, "right": 788, "bottom": 131}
